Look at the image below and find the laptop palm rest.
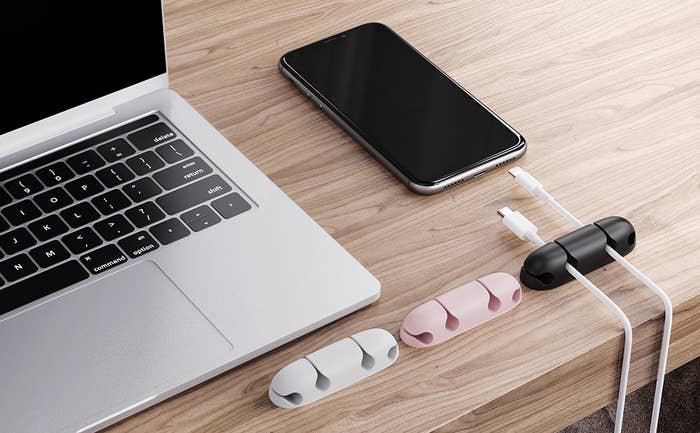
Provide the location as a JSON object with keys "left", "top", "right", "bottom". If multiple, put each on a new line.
{"left": 0, "top": 261, "right": 232, "bottom": 433}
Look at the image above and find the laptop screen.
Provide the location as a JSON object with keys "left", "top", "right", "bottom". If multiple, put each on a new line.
{"left": 1, "top": 2, "right": 167, "bottom": 135}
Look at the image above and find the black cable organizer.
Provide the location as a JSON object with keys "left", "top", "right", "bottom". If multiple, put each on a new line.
{"left": 520, "top": 216, "right": 636, "bottom": 290}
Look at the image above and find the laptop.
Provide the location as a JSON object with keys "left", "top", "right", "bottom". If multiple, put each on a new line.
{"left": 0, "top": 3, "right": 380, "bottom": 432}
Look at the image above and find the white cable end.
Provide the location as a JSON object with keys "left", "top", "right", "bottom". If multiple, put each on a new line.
{"left": 497, "top": 207, "right": 538, "bottom": 240}
{"left": 508, "top": 166, "right": 543, "bottom": 195}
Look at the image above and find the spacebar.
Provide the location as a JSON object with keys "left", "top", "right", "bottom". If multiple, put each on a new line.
{"left": 0, "top": 260, "right": 90, "bottom": 316}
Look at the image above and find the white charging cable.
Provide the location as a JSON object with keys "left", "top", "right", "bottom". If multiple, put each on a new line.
{"left": 498, "top": 207, "right": 632, "bottom": 433}
{"left": 509, "top": 167, "right": 672, "bottom": 433}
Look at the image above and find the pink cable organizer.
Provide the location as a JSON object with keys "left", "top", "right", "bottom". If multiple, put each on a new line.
{"left": 400, "top": 272, "right": 522, "bottom": 348}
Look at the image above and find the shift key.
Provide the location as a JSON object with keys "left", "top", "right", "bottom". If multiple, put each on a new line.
{"left": 156, "top": 175, "right": 232, "bottom": 215}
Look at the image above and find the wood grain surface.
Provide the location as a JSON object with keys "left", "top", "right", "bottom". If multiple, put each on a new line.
{"left": 107, "top": 1, "right": 700, "bottom": 432}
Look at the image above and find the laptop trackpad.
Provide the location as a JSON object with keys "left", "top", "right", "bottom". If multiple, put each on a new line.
{"left": 0, "top": 261, "right": 232, "bottom": 433}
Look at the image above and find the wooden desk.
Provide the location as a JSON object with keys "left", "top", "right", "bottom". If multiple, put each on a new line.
{"left": 109, "top": 1, "right": 700, "bottom": 431}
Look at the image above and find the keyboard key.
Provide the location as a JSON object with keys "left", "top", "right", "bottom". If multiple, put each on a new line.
{"left": 0, "top": 228, "right": 36, "bottom": 255}
{"left": 0, "top": 254, "right": 38, "bottom": 282}
{"left": 5, "top": 174, "right": 43, "bottom": 199}
{"left": 123, "top": 178, "right": 162, "bottom": 202}
{"left": 80, "top": 244, "right": 128, "bottom": 275}
{"left": 33, "top": 187, "right": 74, "bottom": 213}
{"left": 94, "top": 215, "right": 134, "bottom": 241}
{"left": 28, "top": 215, "right": 69, "bottom": 241}
{"left": 211, "top": 193, "right": 251, "bottom": 219}
{"left": 2, "top": 200, "right": 42, "bottom": 226}
{"left": 153, "top": 157, "right": 212, "bottom": 190}
{"left": 65, "top": 175, "right": 105, "bottom": 200}
{"left": 181, "top": 205, "right": 221, "bottom": 232}
{"left": 62, "top": 227, "right": 102, "bottom": 254}
{"left": 0, "top": 215, "right": 9, "bottom": 233}
{"left": 125, "top": 151, "right": 165, "bottom": 176}
{"left": 156, "top": 175, "right": 232, "bottom": 215}
{"left": 95, "top": 163, "right": 136, "bottom": 188}
{"left": 125, "top": 202, "right": 165, "bottom": 228}
{"left": 0, "top": 260, "right": 89, "bottom": 316}
{"left": 128, "top": 122, "right": 176, "bottom": 150}
{"left": 149, "top": 218, "right": 190, "bottom": 245}
{"left": 29, "top": 240, "right": 71, "bottom": 268}
{"left": 0, "top": 187, "right": 12, "bottom": 207}
{"left": 66, "top": 149, "right": 106, "bottom": 174}
{"left": 60, "top": 202, "right": 101, "bottom": 228}
{"left": 156, "top": 139, "right": 194, "bottom": 163}
{"left": 36, "top": 161, "right": 75, "bottom": 187}
{"left": 91, "top": 190, "right": 131, "bottom": 215}
{"left": 118, "top": 231, "right": 159, "bottom": 258}
{"left": 96, "top": 138, "right": 136, "bottom": 162}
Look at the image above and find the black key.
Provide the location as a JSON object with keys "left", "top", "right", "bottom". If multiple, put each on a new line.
{"left": 94, "top": 215, "right": 134, "bottom": 241}
{"left": 149, "top": 218, "right": 190, "bottom": 245}
{"left": 66, "top": 149, "right": 106, "bottom": 174}
{"left": 118, "top": 231, "right": 159, "bottom": 258}
{"left": 29, "top": 240, "right": 70, "bottom": 268}
{"left": 0, "top": 215, "right": 9, "bottom": 233}
{"left": 80, "top": 244, "right": 128, "bottom": 275}
{"left": 91, "top": 190, "right": 131, "bottom": 215}
{"left": 211, "top": 193, "right": 251, "bottom": 219}
{"left": 62, "top": 227, "right": 103, "bottom": 254}
{"left": 2, "top": 200, "right": 42, "bottom": 225}
{"left": 153, "top": 157, "right": 212, "bottom": 190}
{"left": 125, "top": 151, "right": 165, "bottom": 176}
{"left": 181, "top": 205, "right": 221, "bottom": 232}
{"left": 36, "top": 161, "right": 75, "bottom": 187}
{"left": 0, "top": 187, "right": 12, "bottom": 207}
{"left": 65, "top": 175, "right": 105, "bottom": 200}
{"left": 0, "top": 260, "right": 89, "bottom": 316}
{"left": 60, "top": 202, "right": 101, "bottom": 228}
{"left": 96, "top": 138, "right": 136, "bottom": 162}
{"left": 0, "top": 228, "right": 36, "bottom": 255}
{"left": 5, "top": 174, "right": 44, "bottom": 199}
{"left": 128, "top": 122, "right": 176, "bottom": 150}
{"left": 123, "top": 178, "right": 162, "bottom": 203}
{"left": 33, "top": 187, "right": 74, "bottom": 213}
{"left": 0, "top": 254, "right": 38, "bottom": 282}
{"left": 28, "top": 215, "right": 69, "bottom": 242}
{"left": 156, "top": 175, "right": 232, "bottom": 215}
{"left": 95, "top": 163, "right": 136, "bottom": 188}
{"left": 125, "top": 202, "right": 165, "bottom": 228}
{"left": 156, "top": 139, "right": 194, "bottom": 163}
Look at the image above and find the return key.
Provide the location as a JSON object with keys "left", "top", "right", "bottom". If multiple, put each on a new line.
{"left": 153, "top": 157, "right": 213, "bottom": 190}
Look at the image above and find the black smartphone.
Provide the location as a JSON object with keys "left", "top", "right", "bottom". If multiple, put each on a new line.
{"left": 279, "top": 23, "right": 526, "bottom": 194}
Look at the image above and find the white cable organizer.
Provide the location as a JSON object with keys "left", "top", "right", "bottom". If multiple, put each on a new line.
{"left": 268, "top": 328, "right": 399, "bottom": 408}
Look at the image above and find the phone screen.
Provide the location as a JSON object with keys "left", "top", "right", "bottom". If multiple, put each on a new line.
{"left": 282, "top": 23, "right": 523, "bottom": 186}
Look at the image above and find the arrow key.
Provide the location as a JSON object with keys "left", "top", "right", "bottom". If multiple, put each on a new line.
{"left": 149, "top": 218, "right": 190, "bottom": 245}
{"left": 181, "top": 205, "right": 221, "bottom": 232}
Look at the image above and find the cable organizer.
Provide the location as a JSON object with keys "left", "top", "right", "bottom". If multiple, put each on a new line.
{"left": 400, "top": 272, "right": 521, "bottom": 348}
{"left": 268, "top": 328, "right": 398, "bottom": 408}
{"left": 521, "top": 216, "right": 636, "bottom": 290}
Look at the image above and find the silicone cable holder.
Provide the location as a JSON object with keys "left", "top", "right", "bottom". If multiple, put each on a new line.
{"left": 268, "top": 328, "right": 399, "bottom": 408}
{"left": 399, "top": 272, "right": 521, "bottom": 348}
{"left": 520, "top": 216, "right": 636, "bottom": 290}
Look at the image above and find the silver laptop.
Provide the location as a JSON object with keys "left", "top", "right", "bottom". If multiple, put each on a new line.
{"left": 0, "top": 3, "right": 379, "bottom": 432}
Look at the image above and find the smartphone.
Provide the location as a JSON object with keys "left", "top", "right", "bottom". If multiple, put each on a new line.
{"left": 279, "top": 23, "right": 526, "bottom": 194}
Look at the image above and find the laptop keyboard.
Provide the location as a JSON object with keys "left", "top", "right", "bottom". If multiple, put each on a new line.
{"left": 0, "top": 113, "right": 252, "bottom": 316}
